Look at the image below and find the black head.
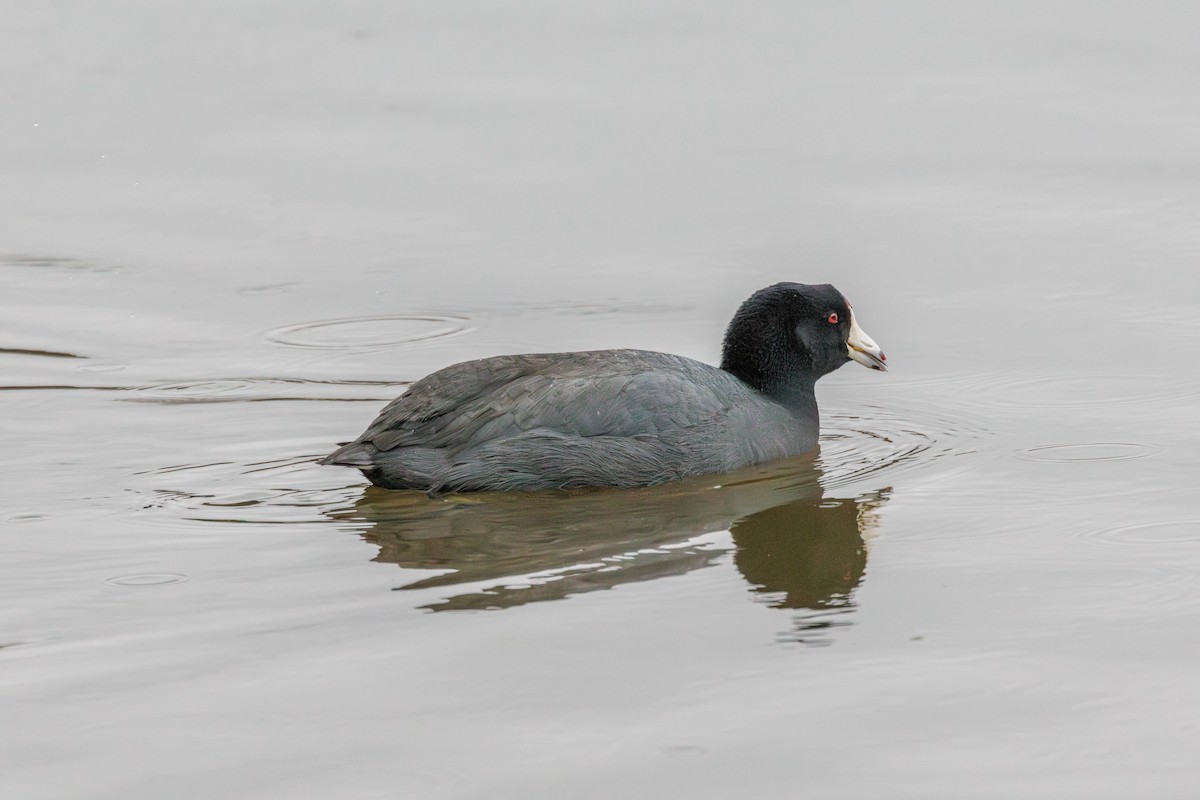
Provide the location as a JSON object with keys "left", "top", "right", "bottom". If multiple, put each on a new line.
{"left": 720, "top": 282, "right": 886, "bottom": 406}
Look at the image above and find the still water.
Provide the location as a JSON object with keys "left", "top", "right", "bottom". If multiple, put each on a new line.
{"left": 4, "top": 2, "right": 1200, "bottom": 798}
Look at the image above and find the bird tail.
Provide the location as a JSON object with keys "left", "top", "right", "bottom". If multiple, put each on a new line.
{"left": 318, "top": 441, "right": 376, "bottom": 467}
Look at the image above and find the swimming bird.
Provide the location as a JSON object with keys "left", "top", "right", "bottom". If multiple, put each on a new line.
{"left": 320, "top": 282, "right": 886, "bottom": 492}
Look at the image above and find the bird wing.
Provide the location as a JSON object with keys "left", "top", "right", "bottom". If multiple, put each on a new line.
{"left": 357, "top": 352, "right": 735, "bottom": 454}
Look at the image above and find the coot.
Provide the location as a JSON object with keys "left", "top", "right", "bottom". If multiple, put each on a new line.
{"left": 321, "top": 282, "right": 886, "bottom": 492}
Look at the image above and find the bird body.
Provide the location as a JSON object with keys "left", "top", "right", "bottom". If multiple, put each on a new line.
{"left": 322, "top": 283, "right": 886, "bottom": 492}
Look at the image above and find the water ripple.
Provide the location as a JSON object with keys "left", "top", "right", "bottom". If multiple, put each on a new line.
{"left": 127, "top": 377, "right": 405, "bottom": 404}
{"left": 1005, "top": 562, "right": 1197, "bottom": 613}
{"left": 130, "top": 394, "right": 981, "bottom": 528}
{"left": 0, "top": 347, "right": 84, "bottom": 359}
{"left": 1076, "top": 519, "right": 1200, "bottom": 549}
{"left": 130, "top": 456, "right": 357, "bottom": 526}
{"left": 1, "top": 254, "right": 122, "bottom": 273}
{"left": 6, "top": 513, "right": 50, "bottom": 523}
{"left": 891, "top": 372, "right": 1200, "bottom": 412}
{"left": 265, "top": 315, "right": 472, "bottom": 351}
{"left": 106, "top": 574, "right": 189, "bottom": 587}
{"left": 237, "top": 283, "right": 296, "bottom": 295}
{"left": 819, "top": 402, "right": 986, "bottom": 491}
{"left": 1017, "top": 442, "right": 1163, "bottom": 463}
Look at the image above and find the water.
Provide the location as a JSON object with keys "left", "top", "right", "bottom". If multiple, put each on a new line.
{"left": 4, "top": 2, "right": 1200, "bottom": 797}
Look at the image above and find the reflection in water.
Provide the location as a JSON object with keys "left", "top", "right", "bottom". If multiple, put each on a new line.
{"left": 329, "top": 457, "right": 888, "bottom": 643}
{"left": 732, "top": 497, "right": 881, "bottom": 643}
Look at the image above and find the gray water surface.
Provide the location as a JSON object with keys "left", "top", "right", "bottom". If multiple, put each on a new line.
{"left": 4, "top": 3, "right": 1200, "bottom": 798}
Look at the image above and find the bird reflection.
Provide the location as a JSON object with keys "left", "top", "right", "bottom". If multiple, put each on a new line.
{"left": 328, "top": 456, "right": 888, "bottom": 642}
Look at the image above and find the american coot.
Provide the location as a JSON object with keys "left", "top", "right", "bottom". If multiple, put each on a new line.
{"left": 321, "top": 282, "right": 886, "bottom": 492}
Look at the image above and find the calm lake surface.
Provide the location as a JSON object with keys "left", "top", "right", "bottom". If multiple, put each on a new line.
{"left": 4, "top": 2, "right": 1200, "bottom": 798}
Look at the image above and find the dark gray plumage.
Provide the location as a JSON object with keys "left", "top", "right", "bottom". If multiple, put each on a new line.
{"left": 321, "top": 282, "right": 886, "bottom": 492}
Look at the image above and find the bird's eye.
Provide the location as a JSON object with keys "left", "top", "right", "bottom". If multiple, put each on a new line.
{"left": 827, "top": 312, "right": 839, "bottom": 324}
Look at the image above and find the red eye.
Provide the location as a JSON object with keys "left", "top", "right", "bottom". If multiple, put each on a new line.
{"left": 827, "top": 312, "right": 839, "bottom": 324}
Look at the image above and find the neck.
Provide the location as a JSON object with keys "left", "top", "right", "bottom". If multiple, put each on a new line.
{"left": 720, "top": 294, "right": 825, "bottom": 417}
{"left": 720, "top": 348, "right": 819, "bottom": 415}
